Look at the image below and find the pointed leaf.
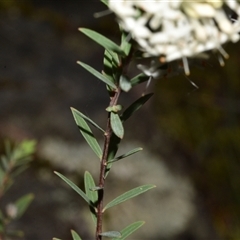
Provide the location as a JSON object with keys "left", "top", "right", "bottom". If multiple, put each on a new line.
{"left": 100, "top": 0, "right": 108, "bottom": 6}
{"left": 130, "top": 73, "right": 149, "bottom": 86}
{"left": 71, "top": 109, "right": 104, "bottom": 133}
{"left": 112, "top": 221, "right": 145, "bottom": 240}
{"left": 120, "top": 32, "right": 132, "bottom": 56}
{"left": 77, "top": 61, "right": 116, "bottom": 89}
{"left": 100, "top": 231, "right": 121, "bottom": 238}
{"left": 104, "top": 185, "right": 156, "bottom": 211}
{"left": 107, "top": 147, "right": 143, "bottom": 164}
{"left": 53, "top": 238, "right": 62, "bottom": 240}
{"left": 14, "top": 193, "right": 34, "bottom": 219}
{"left": 71, "top": 230, "right": 82, "bottom": 240}
{"left": 110, "top": 112, "right": 124, "bottom": 139}
{"left": 54, "top": 171, "right": 93, "bottom": 207}
{"left": 121, "top": 93, "right": 153, "bottom": 122}
{"left": 71, "top": 107, "right": 102, "bottom": 159}
{"left": 103, "top": 50, "right": 114, "bottom": 79}
{"left": 79, "top": 28, "right": 125, "bottom": 56}
{"left": 84, "top": 171, "right": 97, "bottom": 225}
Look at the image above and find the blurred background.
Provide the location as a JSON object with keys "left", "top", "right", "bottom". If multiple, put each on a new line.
{"left": 0, "top": 0, "right": 240, "bottom": 239}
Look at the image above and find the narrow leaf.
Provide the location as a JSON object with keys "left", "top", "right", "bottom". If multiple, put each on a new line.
{"left": 112, "top": 221, "right": 145, "bottom": 240}
{"left": 14, "top": 193, "right": 34, "bottom": 219}
{"left": 105, "top": 134, "right": 121, "bottom": 178}
{"left": 104, "top": 185, "right": 156, "bottom": 211}
{"left": 79, "top": 28, "right": 125, "bottom": 56}
{"left": 71, "top": 109, "right": 104, "bottom": 133}
{"left": 77, "top": 61, "right": 116, "bottom": 89}
{"left": 52, "top": 238, "right": 62, "bottom": 240}
{"left": 100, "top": 0, "right": 108, "bottom": 6}
{"left": 120, "top": 32, "right": 131, "bottom": 56}
{"left": 130, "top": 73, "right": 149, "bottom": 86}
{"left": 100, "top": 231, "right": 121, "bottom": 238}
{"left": 54, "top": 171, "right": 93, "bottom": 207}
{"left": 71, "top": 230, "right": 82, "bottom": 240}
{"left": 110, "top": 112, "right": 124, "bottom": 139}
{"left": 107, "top": 147, "right": 143, "bottom": 163}
{"left": 103, "top": 50, "right": 114, "bottom": 78}
{"left": 84, "top": 171, "right": 97, "bottom": 225}
{"left": 71, "top": 107, "right": 102, "bottom": 159}
{"left": 121, "top": 93, "right": 153, "bottom": 122}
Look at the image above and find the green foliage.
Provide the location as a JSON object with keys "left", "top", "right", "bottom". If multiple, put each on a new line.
{"left": 110, "top": 112, "right": 124, "bottom": 139}
{"left": 119, "top": 75, "right": 131, "bottom": 92}
{"left": 100, "top": 231, "right": 121, "bottom": 238}
{"left": 112, "top": 221, "right": 145, "bottom": 240}
{"left": 84, "top": 171, "right": 97, "bottom": 225}
{"left": 107, "top": 147, "right": 143, "bottom": 164}
{"left": 100, "top": 0, "right": 108, "bottom": 6}
{"left": 71, "top": 230, "right": 82, "bottom": 240}
{"left": 79, "top": 28, "right": 125, "bottom": 57}
{"left": 121, "top": 93, "right": 153, "bottom": 122}
{"left": 120, "top": 31, "right": 132, "bottom": 56}
{"left": 55, "top": 4, "right": 155, "bottom": 239}
{"left": 71, "top": 107, "right": 103, "bottom": 159}
{"left": 77, "top": 61, "right": 117, "bottom": 89}
{"left": 130, "top": 73, "right": 150, "bottom": 86}
{"left": 0, "top": 139, "right": 36, "bottom": 196}
{"left": 14, "top": 193, "right": 34, "bottom": 219}
{"left": 0, "top": 140, "right": 36, "bottom": 239}
{"left": 103, "top": 185, "right": 156, "bottom": 211}
{"left": 54, "top": 171, "right": 94, "bottom": 208}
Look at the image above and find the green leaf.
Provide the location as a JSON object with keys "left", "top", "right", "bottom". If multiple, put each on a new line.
{"left": 120, "top": 75, "right": 132, "bottom": 92}
{"left": 120, "top": 31, "right": 132, "bottom": 56}
{"left": 105, "top": 134, "right": 121, "bottom": 178}
{"left": 77, "top": 61, "right": 117, "bottom": 89}
{"left": 79, "top": 28, "right": 125, "bottom": 56}
{"left": 100, "top": 231, "right": 121, "bottom": 238}
{"left": 121, "top": 93, "right": 153, "bottom": 122}
{"left": 130, "top": 73, "right": 150, "bottom": 86}
{"left": 107, "top": 147, "right": 143, "bottom": 163}
{"left": 54, "top": 171, "right": 93, "bottom": 207}
{"left": 71, "top": 107, "right": 102, "bottom": 159}
{"left": 84, "top": 171, "right": 97, "bottom": 225}
{"left": 14, "top": 193, "right": 34, "bottom": 219}
{"left": 103, "top": 50, "right": 114, "bottom": 79}
{"left": 71, "top": 230, "right": 82, "bottom": 240}
{"left": 110, "top": 112, "right": 124, "bottom": 139}
{"left": 100, "top": 0, "right": 108, "bottom": 6}
{"left": 72, "top": 109, "right": 104, "bottom": 133}
{"left": 104, "top": 185, "right": 156, "bottom": 211}
{"left": 52, "top": 238, "right": 62, "bottom": 240}
{"left": 112, "top": 221, "right": 145, "bottom": 240}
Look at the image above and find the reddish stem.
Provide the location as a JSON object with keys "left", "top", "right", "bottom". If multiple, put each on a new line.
{"left": 95, "top": 87, "right": 121, "bottom": 240}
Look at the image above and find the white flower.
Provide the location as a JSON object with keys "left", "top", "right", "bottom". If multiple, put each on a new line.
{"left": 109, "top": 0, "right": 240, "bottom": 76}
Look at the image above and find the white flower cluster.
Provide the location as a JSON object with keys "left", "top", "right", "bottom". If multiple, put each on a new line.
{"left": 109, "top": 0, "right": 240, "bottom": 76}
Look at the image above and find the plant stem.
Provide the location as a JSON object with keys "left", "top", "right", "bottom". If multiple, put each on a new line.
{"left": 96, "top": 86, "right": 121, "bottom": 240}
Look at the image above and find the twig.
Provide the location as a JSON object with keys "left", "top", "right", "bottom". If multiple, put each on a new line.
{"left": 96, "top": 86, "right": 121, "bottom": 240}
